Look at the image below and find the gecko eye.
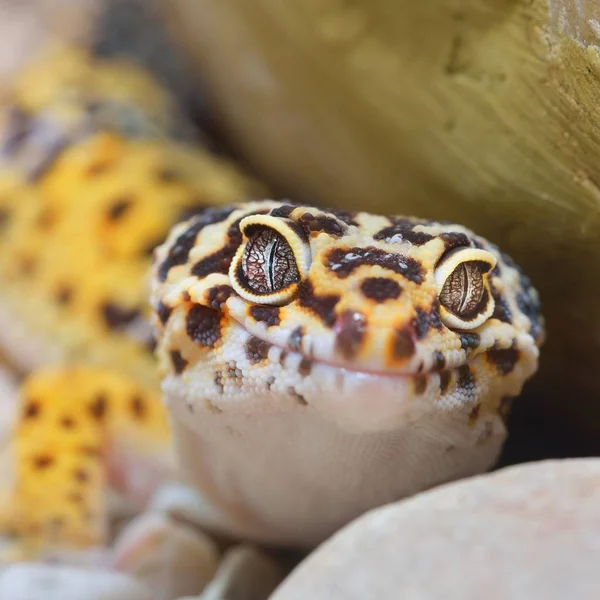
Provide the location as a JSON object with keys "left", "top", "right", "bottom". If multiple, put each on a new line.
{"left": 434, "top": 247, "right": 497, "bottom": 330}
{"left": 230, "top": 215, "right": 311, "bottom": 305}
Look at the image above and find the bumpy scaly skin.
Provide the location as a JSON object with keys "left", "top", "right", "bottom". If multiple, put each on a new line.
{"left": 0, "top": 44, "right": 263, "bottom": 559}
{"left": 151, "top": 200, "right": 544, "bottom": 548}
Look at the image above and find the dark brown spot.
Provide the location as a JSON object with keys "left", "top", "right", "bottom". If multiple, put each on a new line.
{"left": 374, "top": 219, "right": 434, "bottom": 246}
{"left": 299, "top": 358, "right": 312, "bottom": 376}
{"left": 270, "top": 204, "right": 298, "bottom": 218}
{"left": 23, "top": 401, "right": 40, "bottom": 419}
{"left": 414, "top": 375, "right": 427, "bottom": 394}
{"left": 86, "top": 160, "right": 113, "bottom": 176}
{"left": 439, "top": 371, "right": 451, "bottom": 394}
{"left": 288, "top": 327, "right": 304, "bottom": 352}
{"left": 191, "top": 217, "right": 247, "bottom": 280}
{"left": 181, "top": 291, "right": 191, "bottom": 302}
{"left": 335, "top": 310, "right": 367, "bottom": 359}
{"left": 131, "top": 395, "right": 146, "bottom": 419}
{"left": 68, "top": 492, "right": 84, "bottom": 505}
{"left": 297, "top": 280, "right": 340, "bottom": 326}
{"left": 486, "top": 347, "right": 520, "bottom": 375}
{"left": 298, "top": 213, "right": 345, "bottom": 237}
{"left": 214, "top": 371, "right": 224, "bottom": 394}
{"left": 156, "top": 167, "right": 181, "bottom": 183}
{"left": 156, "top": 301, "right": 173, "bottom": 325}
{"left": 279, "top": 351, "right": 288, "bottom": 366}
{"left": 490, "top": 282, "right": 512, "bottom": 323}
{"left": 33, "top": 455, "right": 54, "bottom": 470}
{"left": 412, "top": 303, "right": 443, "bottom": 339}
{"left": 457, "top": 365, "right": 476, "bottom": 391}
{"left": 101, "top": 303, "right": 140, "bottom": 330}
{"left": 107, "top": 196, "right": 133, "bottom": 221}
{"left": 249, "top": 305, "right": 281, "bottom": 327}
{"left": 186, "top": 305, "right": 221, "bottom": 348}
{"left": 170, "top": 349, "right": 188, "bottom": 374}
{"left": 432, "top": 351, "right": 446, "bottom": 370}
{"left": 468, "top": 403, "right": 481, "bottom": 426}
{"left": 206, "top": 285, "right": 232, "bottom": 310}
{"left": 458, "top": 332, "right": 480, "bottom": 352}
{"left": 360, "top": 277, "right": 402, "bottom": 302}
{"left": 439, "top": 231, "right": 472, "bottom": 251}
{"left": 326, "top": 247, "right": 424, "bottom": 284}
{"left": 89, "top": 395, "right": 107, "bottom": 421}
{"left": 158, "top": 207, "right": 235, "bottom": 281}
{"left": 55, "top": 285, "right": 74, "bottom": 306}
{"left": 60, "top": 416, "right": 75, "bottom": 429}
{"left": 74, "top": 469, "right": 89, "bottom": 483}
{"left": 245, "top": 336, "right": 271, "bottom": 364}
{"left": 391, "top": 327, "right": 415, "bottom": 360}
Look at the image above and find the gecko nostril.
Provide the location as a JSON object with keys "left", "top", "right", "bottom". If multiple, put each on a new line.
{"left": 334, "top": 310, "right": 367, "bottom": 360}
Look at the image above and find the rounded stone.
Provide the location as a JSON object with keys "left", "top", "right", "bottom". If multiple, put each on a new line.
{"left": 270, "top": 459, "right": 600, "bottom": 599}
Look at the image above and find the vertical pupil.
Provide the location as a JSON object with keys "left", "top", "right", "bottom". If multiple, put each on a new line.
{"left": 241, "top": 227, "right": 300, "bottom": 295}
{"left": 440, "top": 262, "right": 486, "bottom": 318}
{"left": 267, "top": 236, "right": 280, "bottom": 291}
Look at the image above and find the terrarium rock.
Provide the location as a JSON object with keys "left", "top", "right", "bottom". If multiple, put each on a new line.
{"left": 270, "top": 458, "right": 600, "bottom": 600}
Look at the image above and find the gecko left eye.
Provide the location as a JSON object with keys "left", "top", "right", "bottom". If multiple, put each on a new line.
{"left": 434, "top": 247, "right": 497, "bottom": 330}
{"left": 230, "top": 215, "right": 311, "bottom": 305}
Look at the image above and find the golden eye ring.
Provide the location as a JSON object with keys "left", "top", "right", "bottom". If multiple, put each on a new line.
{"left": 434, "top": 247, "right": 497, "bottom": 330}
{"left": 229, "top": 215, "right": 311, "bottom": 305}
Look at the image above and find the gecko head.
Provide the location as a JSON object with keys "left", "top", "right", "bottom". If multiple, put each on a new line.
{"left": 151, "top": 200, "right": 544, "bottom": 434}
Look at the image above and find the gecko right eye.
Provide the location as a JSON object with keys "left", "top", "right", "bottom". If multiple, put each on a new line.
{"left": 230, "top": 215, "right": 311, "bottom": 305}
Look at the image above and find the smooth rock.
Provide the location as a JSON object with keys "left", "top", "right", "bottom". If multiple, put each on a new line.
{"left": 0, "top": 563, "right": 152, "bottom": 600}
{"left": 111, "top": 511, "right": 220, "bottom": 600}
{"left": 271, "top": 459, "right": 600, "bottom": 600}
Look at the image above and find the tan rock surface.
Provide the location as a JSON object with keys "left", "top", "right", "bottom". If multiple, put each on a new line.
{"left": 164, "top": 0, "right": 600, "bottom": 449}
{"left": 270, "top": 458, "right": 600, "bottom": 600}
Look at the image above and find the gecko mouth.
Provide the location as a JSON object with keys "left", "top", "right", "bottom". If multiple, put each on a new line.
{"left": 229, "top": 315, "right": 458, "bottom": 381}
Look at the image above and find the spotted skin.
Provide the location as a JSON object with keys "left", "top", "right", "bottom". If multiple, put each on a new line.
{"left": 151, "top": 200, "right": 544, "bottom": 548}
{"left": 0, "top": 45, "right": 263, "bottom": 559}
{"left": 0, "top": 367, "right": 171, "bottom": 560}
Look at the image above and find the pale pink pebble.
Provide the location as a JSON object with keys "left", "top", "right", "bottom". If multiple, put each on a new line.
{"left": 270, "top": 458, "right": 600, "bottom": 600}
{"left": 111, "top": 512, "right": 220, "bottom": 600}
